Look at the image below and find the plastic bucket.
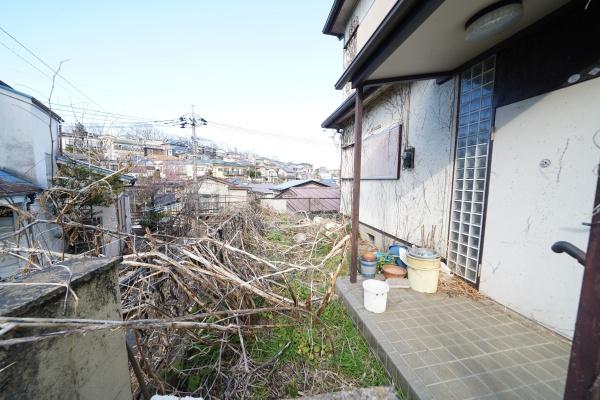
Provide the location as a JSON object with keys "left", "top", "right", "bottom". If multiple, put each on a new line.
{"left": 360, "top": 259, "right": 378, "bottom": 278}
{"left": 406, "top": 253, "right": 441, "bottom": 293}
{"left": 362, "top": 279, "right": 390, "bottom": 313}
{"left": 389, "top": 244, "right": 408, "bottom": 267}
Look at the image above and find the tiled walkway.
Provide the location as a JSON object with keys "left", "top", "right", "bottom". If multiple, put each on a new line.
{"left": 336, "top": 276, "right": 571, "bottom": 400}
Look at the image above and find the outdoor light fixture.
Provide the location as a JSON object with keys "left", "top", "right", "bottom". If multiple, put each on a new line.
{"left": 465, "top": 0, "right": 524, "bottom": 43}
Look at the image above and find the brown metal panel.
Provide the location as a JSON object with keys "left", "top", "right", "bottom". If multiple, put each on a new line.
{"left": 564, "top": 169, "right": 600, "bottom": 399}
{"left": 350, "top": 87, "right": 364, "bottom": 284}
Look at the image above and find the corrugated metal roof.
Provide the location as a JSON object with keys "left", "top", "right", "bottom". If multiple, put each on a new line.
{"left": 279, "top": 187, "right": 340, "bottom": 199}
{"left": 0, "top": 170, "right": 41, "bottom": 196}
{"left": 271, "top": 179, "right": 334, "bottom": 191}
{"left": 279, "top": 187, "right": 340, "bottom": 213}
{"left": 286, "top": 198, "right": 340, "bottom": 213}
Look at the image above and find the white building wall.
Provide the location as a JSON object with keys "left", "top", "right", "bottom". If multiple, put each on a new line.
{"left": 198, "top": 180, "right": 248, "bottom": 203}
{"left": 340, "top": 79, "right": 456, "bottom": 254}
{"left": 0, "top": 87, "right": 60, "bottom": 189}
{"left": 348, "top": 0, "right": 396, "bottom": 53}
{"left": 480, "top": 78, "right": 600, "bottom": 338}
{"left": 261, "top": 198, "right": 288, "bottom": 213}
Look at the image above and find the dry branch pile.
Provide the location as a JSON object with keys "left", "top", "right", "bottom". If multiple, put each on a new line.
{"left": 0, "top": 162, "right": 384, "bottom": 399}
{"left": 1, "top": 181, "right": 351, "bottom": 399}
{"left": 118, "top": 206, "right": 349, "bottom": 398}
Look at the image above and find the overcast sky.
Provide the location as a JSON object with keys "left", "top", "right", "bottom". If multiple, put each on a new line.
{"left": 1, "top": 1, "right": 344, "bottom": 168}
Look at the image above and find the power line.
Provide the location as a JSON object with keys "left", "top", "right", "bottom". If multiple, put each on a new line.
{"left": 38, "top": 100, "right": 334, "bottom": 146}
{"left": 0, "top": 26, "right": 104, "bottom": 110}
{"left": 0, "top": 39, "right": 99, "bottom": 115}
{"left": 206, "top": 120, "right": 333, "bottom": 145}
{"left": 50, "top": 104, "right": 164, "bottom": 122}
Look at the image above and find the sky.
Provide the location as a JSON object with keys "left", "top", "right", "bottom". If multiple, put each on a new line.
{"left": 1, "top": 1, "right": 345, "bottom": 168}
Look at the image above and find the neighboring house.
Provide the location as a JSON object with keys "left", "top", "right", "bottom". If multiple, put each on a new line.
{"left": 0, "top": 80, "right": 62, "bottom": 190}
{"left": 163, "top": 140, "right": 190, "bottom": 157}
{"left": 143, "top": 140, "right": 165, "bottom": 156}
{"left": 316, "top": 166, "right": 333, "bottom": 180}
{"left": 60, "top": 130, "right": 112, "bottom": 164}
{"left": 56, "top": 155, "right": 135, "bottom": 257}
{"left": 246, "top": 183, "right": 278, "bottom": 199}
{"left": 257, "top": 166, "right": 279, "bottom": 183}
{"left": 197, "top": 175, "right": 251, "bottom": 213}
{"left": 0, "top": 171, "right": 43, "bottom": 277}
{"left": 271, "top": 179, "right": 334, "bottom": 192}
{"left": 210, "top": 160, "right": 250, "bottom": 180}
{"left": 110, "top": 137, "right": 145, "bottom": 160}
{"left": 322, "top": 0, "right": 600, "bottom": 338}
{"left": 276, "top": 186, "right": 340, "bottom": 213}
{"left": 0, "top": 80, "right": 64, "bottom": 278}
{"left": 153, "top": 192, "right": 183, "bottom": 214}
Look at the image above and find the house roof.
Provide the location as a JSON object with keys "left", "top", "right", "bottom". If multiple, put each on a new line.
{"left": 271, "top": 179, "right": 333, "bottom": 191}
{"left": 0, "top": 80, "right": 64, "bottom": 122}
{"left": 55, "top": 155, "right": 137, "bottom": 185}
{"left": 246, "top": 183, "right": 276, "bottom": 195}
{"left": 198, "top": 175, "right": 250, "bottom": 190}
{"left": 323, "top": 0, "right": 359, "bottom": 37}
{"left": 280, "top": 187, "right": 341, "bottom": 213}
{"left": 321, "top": 86, "right": 377, "bottom": 129}
{"left": 155, "top": 193, "right": 178, "bottom": 208}
{"left": 333, "top": 0, "right": 570, "bottom": 90}
{"left": 0, "top": 170, "right": 41, "bottom": 197}
{"left": 278, "top": 187, "right": 340, "bottom": 199}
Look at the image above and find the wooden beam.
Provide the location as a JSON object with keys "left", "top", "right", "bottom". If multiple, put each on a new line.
{"left": 349, "top": 87, "right": 364, "bottom": 284}
{"left": 564, "top": 166, "right": 600, "bottom": 399}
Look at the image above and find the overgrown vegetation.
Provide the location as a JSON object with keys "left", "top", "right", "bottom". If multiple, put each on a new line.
{"left": 2, "top": 194, "right": 392, "bottom": 399}
{"left": 121, "top": 205, "right": 391, "bottom": 399}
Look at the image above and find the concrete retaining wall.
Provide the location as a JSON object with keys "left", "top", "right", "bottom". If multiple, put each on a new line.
{"left": 0, "top": 257, "right": 132, "bottom": 400}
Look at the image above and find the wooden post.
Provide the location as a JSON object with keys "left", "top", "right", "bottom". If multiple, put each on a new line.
{"left": 565, "top": 167, "right": 600, "bottom": 399}
{"left": 350, "top": 87, "right": 364, "bottom": 284}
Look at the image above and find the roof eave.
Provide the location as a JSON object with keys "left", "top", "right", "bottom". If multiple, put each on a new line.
{"left": 323, "top": 0, "right": 348, "bottom": 37}
{"left": 321, "top": 86, "right": 377, "bottom": 129}
{"left": 334, "top": 0, "right": 443, "bottom": 90}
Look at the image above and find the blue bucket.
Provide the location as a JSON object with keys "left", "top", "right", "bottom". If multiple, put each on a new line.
{"left": 360, "top": 258, "right": 378, "bottom": 278}
{"left": 389, "top": 244, "right": 408, "bottom": 268}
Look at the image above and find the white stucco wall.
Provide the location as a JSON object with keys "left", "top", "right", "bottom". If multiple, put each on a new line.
{"left": 198, "top": 180, "right": 230, "bottom": 197}
{"left": 480, "top": 78, "right": 600, "bottom": 338}
{"left": 346, "top": 0, "right": 396, "bottom": 53}
{"left": 261, "top": 198, "right": 288, "bottom": 213}
{"left": 340, "top": 79, "right": 456, "bottom": 254}
{"left": 198, "top": 179, "right": 248, "bottom": 203}
{"left": 0, "top": 86, "right": 60, "bottom": 189}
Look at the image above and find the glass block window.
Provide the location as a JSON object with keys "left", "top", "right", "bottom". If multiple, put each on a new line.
{"left": 447, "top": 56, "right": 495, "bottom": 283}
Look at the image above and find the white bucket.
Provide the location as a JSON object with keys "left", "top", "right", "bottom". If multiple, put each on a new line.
{"left": 406, "top": 259, "right": 440, "bottom": 293}
{"left": 362, "top": 279, "right": 390, "bottom": 313}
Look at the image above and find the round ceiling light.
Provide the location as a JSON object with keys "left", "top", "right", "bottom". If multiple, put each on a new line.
{"left": 465, "top": 1, "right": 524, "bottom": 43}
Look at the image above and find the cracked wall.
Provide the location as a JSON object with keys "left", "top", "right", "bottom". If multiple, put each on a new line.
{"left": 480, "top": 77, "right": 600, "bottom": 338}
{"left": 340, "top": 79, "right": 456, "bottom": 254}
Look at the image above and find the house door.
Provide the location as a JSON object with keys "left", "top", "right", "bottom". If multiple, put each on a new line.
{"left": 447, "top": 56, "right": 496, "bottom": 284}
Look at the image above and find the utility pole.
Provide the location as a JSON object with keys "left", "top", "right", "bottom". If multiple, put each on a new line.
{"left": 191, "top": 105, "right": 198, "bottom": 187}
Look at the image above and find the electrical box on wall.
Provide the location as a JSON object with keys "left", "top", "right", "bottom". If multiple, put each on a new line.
{"left": 402, "top": 146, "right": 415, "bottom": 169}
